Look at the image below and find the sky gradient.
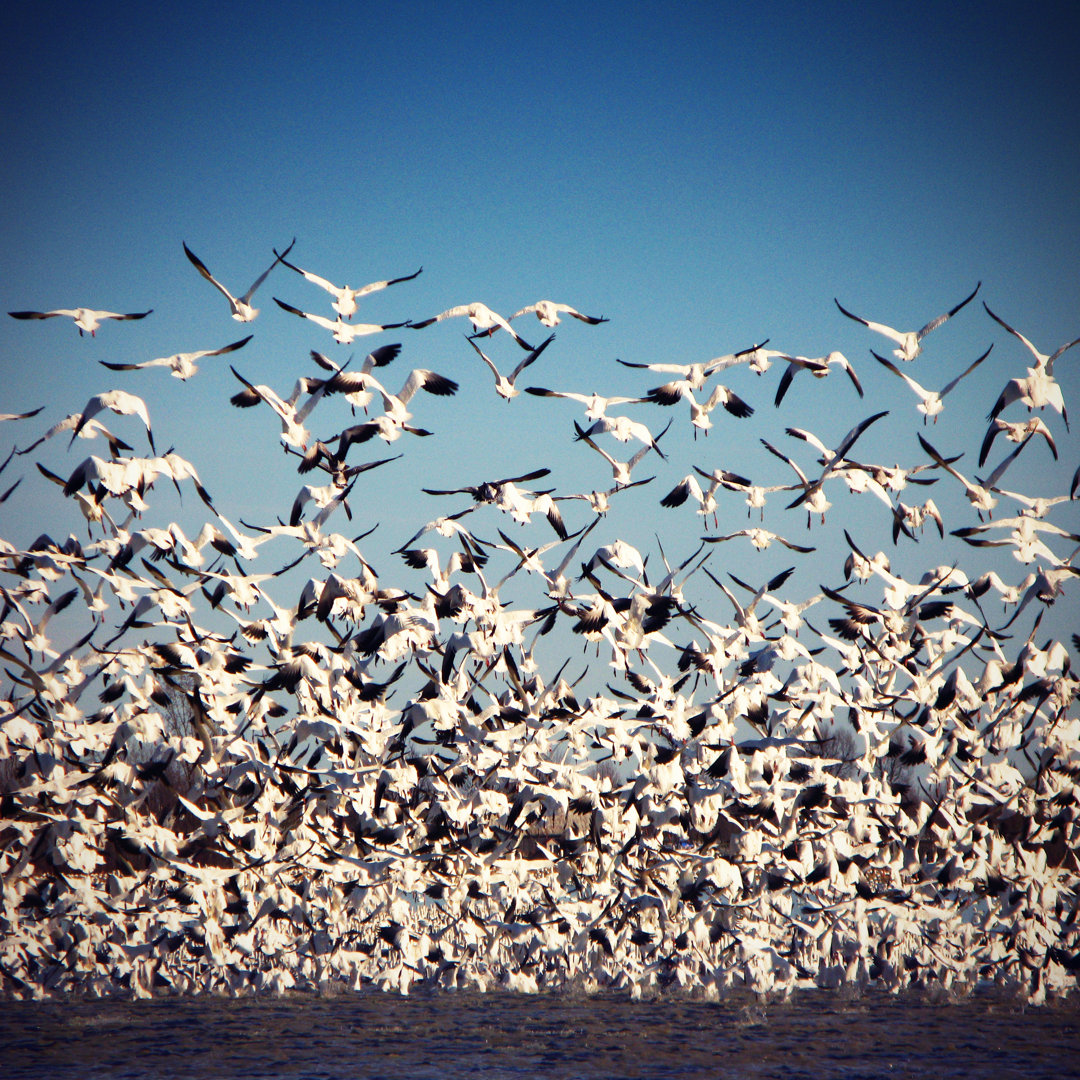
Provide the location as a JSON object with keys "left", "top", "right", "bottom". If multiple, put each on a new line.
{"left": 2, "top": 1, "right": 1077, "bottom": 689}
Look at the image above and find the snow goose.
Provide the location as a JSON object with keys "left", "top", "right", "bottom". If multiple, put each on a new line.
{"left": 702, "top": 528, "right": 816, "bottom": 553}
{"left": 659, "top": 467, "right": 750, "bottom": 526}
{"left": 275, "top": 249, "right": 421, "bottom": 320}
{"left": 983, "top": 301, "right": 1079, "bottom": 428}
{"left": 643, "top": 380, "right": 755, "bottom": 439}
{"left": 324, "top": 368, "right": 458, "bottom": 449}
{"left": 978, "top": 417, "right": 1057, "bottom": 467}
{"left": 616, "top": 340, "right": 777, "bottom": 383}
{"left": 465, "top": 332, "right": 555, "bottom": 401}
{"left": 524, "top": 386, "right": 650, "bottom": 418}
{"left": 100, "top": 335, "right": 252, "bottom": 380}
{"left": 872, "top": 344, "right": 992, "bottom": 423}
{"left": 773, "top": 351, "right": 863, "bottom": 406}
{"left": 834, "top": 281, "right": 980, "bottom": 361}
{"left": 8, "top": 307, "right": 152, "bottom": 336}
{"left": 410, "top": 302, "right": 534, "bottom": 350}
{"left": 71, "top": 390, "right": 156, "bottom": 453}
{"left": 508, "top": 300, "right": 608, "bottom": 328}
{"left": 573, "top": 419, "right": 670, "bottom": 487}
{"left": 764, "top": 410, "right": 888, "bottom": 525}
{"left": 575, "top": 413, "right": 668, "bottom": 452}
{"left": 229, "top": 365, "right": 336, "bottom": 449}
{"left": 183, "top": 238, "right": 293, "bottom": 322}
{"left": 917, "top": 432, "right": 1035, "bottom": 520}
{"left": 273, "top": 298, "right": 409, "bottom": 343}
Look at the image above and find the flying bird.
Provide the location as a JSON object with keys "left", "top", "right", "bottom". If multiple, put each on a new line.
{"left": 465, "top": 332, "right": 556, "bottom": 401}
{"left": 834, "top": 281, "right": 981, "bottom": 361}
{"left": 8, "top": 307, "right": 152, "bottom": 336}
{"left": 70, "top": 390, "right": 156, "bottom": 453}
{"left": 983, "top": 301, "right": 1080, "bottom": 429}
{"left": 183, "top": 238, "right": 294, "bottom": 322}
{"left": 410, "top": 302, "right": 534, "bottom": 350}
{"left": 273, "top": 298, "right": 409, "bottom": 343}
{"left": 507, "top": 300, "right": 609, "bottom": 328}
{"left": 274, "top": 249, "right": 422, "bottom": 320}
{"left": 871, "top": 345, "right": 992, "bottom": 423}
{"left": 773, "top": 351, "right": 863, "bottom": 407}
{"left": 979, "top": 417, "right": 1058, "bottom": 467}
{"left": 99, "top": 335, "right": 253, "bottom": 380}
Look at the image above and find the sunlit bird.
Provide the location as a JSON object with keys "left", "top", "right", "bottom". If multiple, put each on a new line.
{"left": 184, "top": 238, "right": 294, "bottom": 322}
{"left": 834, "top": 281, "right": 981, "bottom": 361}
{"left": 8, "top": 307, "right": 152, "bottom": 337}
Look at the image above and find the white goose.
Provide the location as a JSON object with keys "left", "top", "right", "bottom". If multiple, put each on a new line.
{"left": 573, "top": 419, "right": 671, "bottom": 487}
{"left": 275, "top": 249, "right": 421, "bottom": 320}
{"left": 465, "top": 332, "right": 555, "bottom": 401}
{"left": 70, "top": 390, "right": 156, "bottom": 453}
{"left": 871, "top": 344, "right": 992, "bottom": 423}
{"left": 8, "top": 307, "right": 152, "bottom": 336}
{"left": 773, "top": 351, "right": 863, "bottom": 406}
{"left": 834, "top": 281, "right": 980, "bottom": 361}
{"left": 273, "top": 298, "right": 409, "bottom": 343}
{"left": 410, "top": 302, "right": 534, "bottom": 350}
{"left": 99, "top": 335, "right": 252, "bottom": 380}
{"left": 508, "top": 300, "right": 608, "bottom": 328}
{"left": 183, "top": 238, "right": 294, "bottom": 322}
{"left": 984, "top": 301, "right": 1080, "bottom": 428}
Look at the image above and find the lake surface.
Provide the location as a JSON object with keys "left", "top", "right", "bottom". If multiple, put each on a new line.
{"left": 4, "top": 988, "right": 1078, "bottom": 1079}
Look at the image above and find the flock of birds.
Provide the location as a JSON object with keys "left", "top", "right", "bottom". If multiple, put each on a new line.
{"left": 1, "top": 243, "right": 1078, "bottom": 1004}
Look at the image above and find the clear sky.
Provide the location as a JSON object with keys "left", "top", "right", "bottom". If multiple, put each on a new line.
{"left": 1, "top": 1, "right": 1078, "bottom": 692}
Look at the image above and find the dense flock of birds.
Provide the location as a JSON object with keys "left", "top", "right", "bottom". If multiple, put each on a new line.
{"left": 2, "top": 243, "right": 1078, "bottom": 1004}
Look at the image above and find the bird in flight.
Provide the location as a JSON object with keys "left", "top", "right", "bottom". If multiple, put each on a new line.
{"left": 8, "top": 307, "right": 152, "bottom": 337}
{"left": 100, "top": 335, "right": 253, "bottom": 380}
{"left": 274, "top": 249, "right": 422, "bottom": 320}
{"left": 410, "top": 302, "right": 534, "bottom": 350}
{"left": 273, "top": 298, "right": 409, "bottom": 344}
{"left": 184, "top": 238, "right": 294, "bottom": 322}
{"left": 834, "top": 281, "right": 981, "bottom": 361}
{"left": 507, "top": 300, "right": 609, "bottom": 329}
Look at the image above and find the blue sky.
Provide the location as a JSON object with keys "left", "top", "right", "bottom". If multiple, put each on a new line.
{"left": 2, "top": 1, "right": 1077, "bottom": 691}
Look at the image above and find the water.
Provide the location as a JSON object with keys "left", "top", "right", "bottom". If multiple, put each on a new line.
{"left": 3, "top": 989, "right": 1077, "bottom": 1079}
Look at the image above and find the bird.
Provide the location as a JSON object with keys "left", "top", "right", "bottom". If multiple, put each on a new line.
{"left": 465, "top": 332, "right": 555, "bottom": 401}
{"left": 552, "top": 476, "right": 655, "bottom": 517}
{"left": 99, "top": 335, "right": 253, "bottom": 380}
{"left": 979, "top": 417, "right": 1058, "bottom": 467}
{"left": 507, "top": 300, "right": 609, "bottom": 328}
{"left": 524, "top": 386, "right": 650, "bottom": 418}
{"left": 229, "top": 365, "right": 335, "bottom": 449}
{"left": 274, "top": 249, "right": 421, "bottom": 320}
{"left": 917, "top": 432, "right": 1034, "bottom": 520}
{"left": 410, "top": 302, "right": 534, "bottom": 350}
{"left": 183, "top": 238, "right": 294, "bottom": 322}
{"left": 307, "top": 344, "right": 403, "bottom": 414}
{"left": 645, "top": 380, "right": 754, "bottom": 437}
{"left": 659, "top": 467, "right": 750, "bottom": 527}
{"left": 983, "top": 301, "right": 1080, "bottom": 429}
{"left": 702, "top": 528, "right": 816, "bottom": 553}
{"left": 575, "top": 414, "right": 668, "bottom": 452}
{"left": 573, "top": 419, "right": 670, "bottom": 487}
{"left": 273, "top": 298, "right": 410, "bottom": 344}
{"left": 322, "top": 368, "right": 459, "bottom": 450}
{"left": 871, "top": 345, "right": 992, "bottom": 423}
{"left": 70, "top": 391, "right": 156, "bottom": 453}
{"left": 764, "top": 411, "right": 889, "bottom": 525}
{"left": 834, "top": 282, "right": 981, "bottom": 361}
{"left": 772, "top": 351, "right": 863, "bottom": 407}
{"left": 616, "top": 340, "right": 778, "bottom": 383}
{"left": 8, "top": 307, "right": 152, "bottom": 336}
